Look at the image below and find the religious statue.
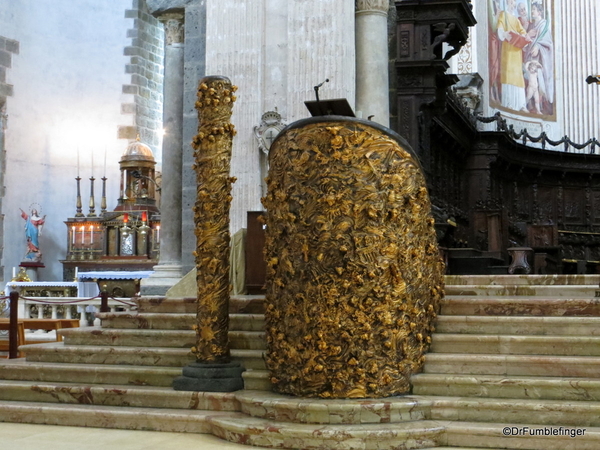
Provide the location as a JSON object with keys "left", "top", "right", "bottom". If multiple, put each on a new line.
{"left": 20, "top": 206, "right": 46, "bottom": 263}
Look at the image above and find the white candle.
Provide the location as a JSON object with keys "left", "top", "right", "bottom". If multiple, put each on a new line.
{"left": 80, "top": 225, "right": 85, "bottom": 244}
{"left": 72, "top": 226, "right": 75, "bottom": 244}
{"left": 75, "top": 266, "right": 79, "bottom": 278}
{"left": 90, "top": 225, "right": 94, "bottom": 243}
{"left": 12, "top": 267, "right": 15, "bottom": 278}
{"left": 156, "top": 225, "right": 160, "bottom": 243}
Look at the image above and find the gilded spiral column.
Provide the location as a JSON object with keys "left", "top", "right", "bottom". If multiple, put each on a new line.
{"left": 263, "top": 117, "right": 444, "bottom": 398}
{"left": 190, "top": 76, "right": 237, "bottom": 363}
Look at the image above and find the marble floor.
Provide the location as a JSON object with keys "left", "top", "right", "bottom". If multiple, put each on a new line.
{"left": 0, "top": 423, "right": 263, "bottom": 449}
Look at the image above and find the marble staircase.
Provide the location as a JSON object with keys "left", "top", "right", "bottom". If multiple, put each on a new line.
{"left": 0, "top": 276, "right": 599, "bottom": 448}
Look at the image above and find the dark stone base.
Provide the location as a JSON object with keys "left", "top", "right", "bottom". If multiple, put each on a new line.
{"left": 173, "top": 361, "right": 245, "bottom": 392}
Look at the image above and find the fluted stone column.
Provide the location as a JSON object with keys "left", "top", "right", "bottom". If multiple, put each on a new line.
{"left": 355, "top": 0, "right": 390, "bottom": 127}
{"left": 142, "top": 14, "right": 185, "bottom": 295}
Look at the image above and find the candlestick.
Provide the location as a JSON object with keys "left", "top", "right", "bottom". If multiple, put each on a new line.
{"left": 101, "top": 176, "right": 107, "bottom": 213}
{"left": 75, "top": 176, "right": 84, "bottom": 217}
{"left": 88, "top": 176, "right": 97, "bottom": 217}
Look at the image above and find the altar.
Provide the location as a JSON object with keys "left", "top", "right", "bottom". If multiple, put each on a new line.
{"left": 77, "top": 270, "right": 153, "bottom": 297}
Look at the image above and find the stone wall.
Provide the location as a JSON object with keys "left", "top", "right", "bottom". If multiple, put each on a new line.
{"left": 120, "top": 0, "right": 165, "bottom": 153}
{"left": 0, "top": 36, "right": 17, "bottom": 281}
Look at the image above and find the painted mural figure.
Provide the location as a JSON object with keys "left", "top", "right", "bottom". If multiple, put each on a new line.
{"left": 489, "top": 0, "right": 554, "bottom": 118}
{"left": 497, "top": 0, "right": 530, "bottom": 111}
{"left": 20, "top": 207, "right": 46, "bottom": 263}
{"left": 524, "top": 2, "right": 554, "bottom": 115}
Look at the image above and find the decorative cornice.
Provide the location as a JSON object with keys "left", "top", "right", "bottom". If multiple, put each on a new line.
{"left": 356, "top": 0, "right": 389, "bottom": 14}
{"left": 161, "top": 14, "right": 184, "bottom": 45}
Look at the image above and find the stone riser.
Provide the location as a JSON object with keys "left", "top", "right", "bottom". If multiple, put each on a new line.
{"left": 209, "top": 415, "right": 446, "bottom": 450}
{"left": 99, "top": 313, "right": 195, "bottom": 330}
{"left": 440, "top": 297, "right": 600, "bottom": 316}
{"left": 445, "top": 285, "right": 600, "bottom": 297}
{"left": 59, "top": 328, "right": 265, "bottom": 350}
{"left": 435, "top": 315, "right": 600, "bottom": 335}
{"left": 135, "top": 296, "right": 266, "bottom": 315}
{"left": 427, "top": 396, "right": 600, "bottom": 427}
{"left": 412, "top": 374, "right": 600, "bottom": 401}
{"left": 0, "top": 361, "right": 180, "bottom": 387}
{"left": 445, "top": 274, "right": 600, "bottom": 286}
{"left": 21, "top": 344, "right": 195, "bottom": 367}
{"left": 242, "top": 370, "right": 272, "bottom": 391}
{"left": 0, "top": 380, "right": 239, "bottom": 410}
{"left": 430, "top": 334, "right": 600, "bottom": 356}
{"left": 424, "top": 354, "right": 600, "bottom": 378}
{"left": 229, "top": 314, "right": 265, "bottom": 331}
{"left": 231, "top": 349, "right": 266, "bottom": 370}
{"left": 60, "top": 328, "right": 196, "bottom": 348}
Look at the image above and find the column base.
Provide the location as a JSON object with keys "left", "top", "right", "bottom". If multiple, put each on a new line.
{"left": 173, "top": 361, "right": 245, "bottom": 392}
{"left": 140, "top": 264, "right": 183, "bottom": 295}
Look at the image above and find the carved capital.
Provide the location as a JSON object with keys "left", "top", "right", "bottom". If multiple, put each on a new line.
{"left": 161, "top": 14, "right": 184, "bottom": 45}
{"left": 356, "top": 0, "right": 389, "bottom": 14}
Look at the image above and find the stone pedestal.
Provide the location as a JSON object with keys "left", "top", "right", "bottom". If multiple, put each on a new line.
{"left": 355, "top": 0, "right": 389, "bottom": 126}
{"left": 173, "top": 362, "right": 245, "bottom": 392}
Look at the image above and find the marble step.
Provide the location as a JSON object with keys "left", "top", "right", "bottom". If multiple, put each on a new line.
{"left": 98, "top": 312, "right": 267, "bottom": 332}
{"left": 0, "top": 400, "right": 237, "bottom": 434}
{"left": 20, "top": 342, "right": 196, "bottom": 367}
{"left": 430, "top": 334, "right": 600, "bottom": 356}
{"left": 435, "top": 315, "right": 600, "bottom": 335}
{"left": 231, "top": 349, "right": 266, "bottom": 370}
{"left": 242, "top": 369, "right": 272, "bottom": 391}
{"left": 444, "top": 421, "right": 600, "bottom": 450}
{"left": 59, "top": 327, "right": 265, "bottom": 349}
{"left": 209, "top": 415, "right": 446, "bottom": 450}
{"left": 412, "top": 373, "right": 600, "bottom": 401}
{"left": 59, "top": 327, "right": 196, "bottom": 347}
{"left": 445, "top": 274, "right": 600, "bottom": 286}
{"left": 445, "top": 284, "right": 600, "bottom": 298}
{"left": 423, "top": 354, "right": 600, "bottom": 378}
{"left": 426, "top": 395, "right": 600, "bottom": 427}
{"left": 440, "top": 297, "right": 600, "bottom": 316}
{"left": 0, "top": 379, "right": 239, "bottom": 410}
{"left": 235, "top": 390, "right": 430, "bottom": 424}
{"left": 135, "top": 295, "right": 266, "bottom": 314}
{"left": 0, "top": 359, "right": 180, "bottom": 387}
{"left": 98, "top": 312, "right": 195, "bottom": 330}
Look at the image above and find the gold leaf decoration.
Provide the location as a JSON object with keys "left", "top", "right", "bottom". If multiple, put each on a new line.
{"left": 263, "top": 119, "right": 444, "bottom": 398}
{"left": 191, "top": 76, "right": 237, "bottom": 363}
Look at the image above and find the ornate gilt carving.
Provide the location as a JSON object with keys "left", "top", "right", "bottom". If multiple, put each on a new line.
{"left": 356, "top": 0, "right": 389, "bottom": 13}
{"left": 190, "top": 76, "right": 237, "bottom": 363}
{"left": 263, "top": 119, "right": 444, "bottom": 398}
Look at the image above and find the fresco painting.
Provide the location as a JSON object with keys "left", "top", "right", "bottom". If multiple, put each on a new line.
{"left": 489, "top": 0, "right": 555, "bottom": 119}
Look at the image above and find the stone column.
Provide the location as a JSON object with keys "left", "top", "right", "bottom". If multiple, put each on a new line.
{"left": 142, "top": 14, "right": 185, "bottom": 295}
{"left": 355, "top": 0, "right": 390, "bottom": 127}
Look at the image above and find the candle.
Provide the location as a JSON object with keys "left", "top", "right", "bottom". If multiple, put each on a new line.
{"left": 80, "top": 225, "right": 85, "bottom": 244}
{"left": 156, "top": 225, "right": 160, "bottom": 243}
{"left": 72, "top": 226, "right": 75, "bottom": 244}
{"left": 12, "top": 267, "right": 15, "bottom": 278}
{"left": 141, "top": 211, "right": 147, "bottom": 222}
{"left": 75, "top": 266, "right": 78, "bottom": 280}
{"left": 123, "top": 213, "right": 129, "bottom": 224}
{"left": 90, "top": 225, "right": 94, "bottom": 243}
